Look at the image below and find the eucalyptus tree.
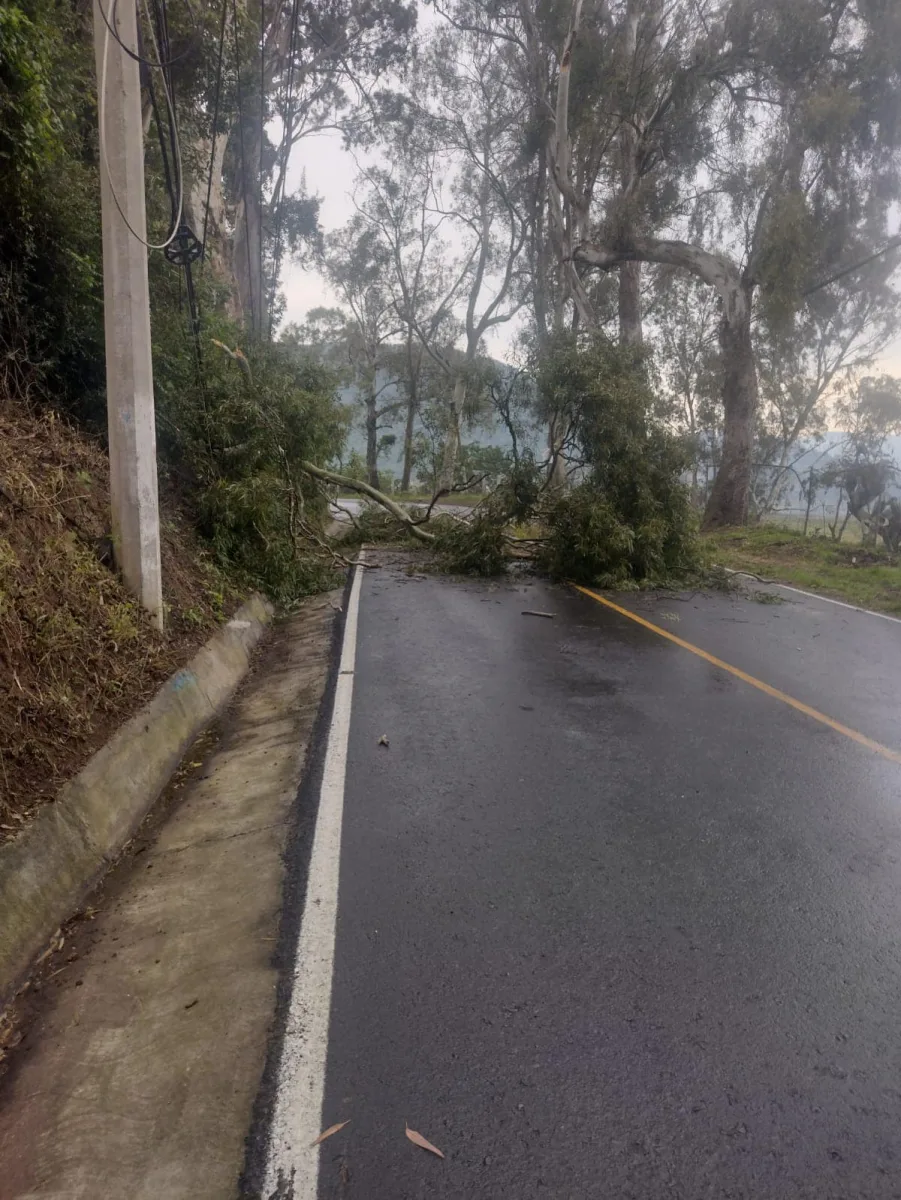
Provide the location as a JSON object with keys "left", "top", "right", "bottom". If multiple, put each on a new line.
{"left": 314, "top": 219, "right": 408, "bottom": 487}
{"left": 537, "top": 0, "right": 901, "bottom": 527}
{"left": 408, "top": 22, "right": 531, "bottom": 486}
{"left": 354, "top": 18, "right": 532, "bottom": 489}
{"left": 160, "top": 0, "right": 417, "bottom": 335}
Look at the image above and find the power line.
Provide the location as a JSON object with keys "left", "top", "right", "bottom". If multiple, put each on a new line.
{"left": 143, "top": 0, "right": 203, "bottom": 363}
{"left": 259, "top": 0, "right": 266, "bottom": 331}
{"left": 98, "top": 0, "right": 183, "bottom": 250}
{"left": 201, "top": 0, "right": 229, "bottom": 264}
{"left": 96, "top": 0, "right": 196, "bottom": 69}
{"left": 231, "top": 0, "right": 256, "bottom": 330}
{"left": 803, "top": 237, "right": 901, "bottom": 297}
{"left": 267, "top": 0, "right": 301, "bottom": 338}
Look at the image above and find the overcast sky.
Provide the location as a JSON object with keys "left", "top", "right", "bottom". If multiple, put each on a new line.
{"left": 277, "top": 2, "right": 901, "bottom": 377}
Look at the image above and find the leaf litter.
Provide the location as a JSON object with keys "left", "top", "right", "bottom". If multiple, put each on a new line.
{"left": 311, "top": 1120, "right": 350, "bottom": 1147}
{"left": 405, "top": 1124, "right": 445, "bottom": 1159}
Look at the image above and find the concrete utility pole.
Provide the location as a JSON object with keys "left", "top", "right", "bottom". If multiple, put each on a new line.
{"left": 92, "top": 0, "right": 164, "bottom": 630}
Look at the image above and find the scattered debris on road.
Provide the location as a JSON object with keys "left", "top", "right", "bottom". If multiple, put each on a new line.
{"left": 311, "top": 1121, "right": 350, "bottom": 1147}
{"left": 405, "top": 1124, "right": 445, "bottom": 1159}
{"left": 377, "top": 734, "right": 390, "bottom": 747}
{"left": 522, "top": 610, "right": 555, "bottom": 619}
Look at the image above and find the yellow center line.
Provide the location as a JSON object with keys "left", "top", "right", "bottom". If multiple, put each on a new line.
{"left": 573, "top": 584, "right": 901, "bottom": 767}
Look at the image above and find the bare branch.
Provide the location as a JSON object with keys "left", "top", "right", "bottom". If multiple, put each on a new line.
{"left": 300, "top": 461, "right": 436, "bottom": 542}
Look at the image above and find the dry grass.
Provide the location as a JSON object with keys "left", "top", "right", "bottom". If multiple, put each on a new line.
{"left": 0, "top": 399, "right": 241, "bottom": 842}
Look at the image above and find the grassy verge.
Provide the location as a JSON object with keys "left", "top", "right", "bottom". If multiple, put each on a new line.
{"left": 705, "top": 526, "right": 901, "bottom": 616}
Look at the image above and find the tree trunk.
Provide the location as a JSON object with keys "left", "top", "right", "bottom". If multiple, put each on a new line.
{"left": 702, "top": 291, "right": 757, "bottom": 529}
{"left": 233, "top": 122, "right": 265, "bottom": 336}
{"left": 574, "top": 237, "right": 759, "bottom": 525}
{"left": 618, "top": 261, "right": 643, "bottom": 346}
{"left": 185, "top": 131, "right": 243, "bottom": 322}
{"left": 401, "top": 390, "right": 416, "bottom": 492}
{"left": 439, "top": 374, "right": 466, "bottom": 491}
{"left": 802, "top": 468, "right": 815, "bottom": 536}
{"left": 365, "top": 391, "right": 380, "bottom": 490}
{"left": 300, "top": 462, "right": 434, "bottom": 543}
{"left": 617, "top": 2, "right": 642, "bottom": 348}
{"left": 548, "top": 413, "right": 567, "bottom": 489}
{"left": 401, "top": 335, "right": 419, "bottom": 492}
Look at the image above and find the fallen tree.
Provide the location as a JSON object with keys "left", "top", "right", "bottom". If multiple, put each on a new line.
{"left": 310, "top": 336, "right": 701, "bottom": 586}
{"left": 300, "top": 461, "right": 436, "bottom": 543}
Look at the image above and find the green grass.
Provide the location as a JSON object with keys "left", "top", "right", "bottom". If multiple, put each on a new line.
{"left": 705, "top": 525, "right": 901, "bottom": 616}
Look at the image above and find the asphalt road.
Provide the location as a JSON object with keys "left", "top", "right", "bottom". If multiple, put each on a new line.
{"left": 257, "top": 562, "right": 901, "bottom": 1200}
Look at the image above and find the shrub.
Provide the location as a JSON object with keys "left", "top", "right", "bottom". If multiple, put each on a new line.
{"left": 536, "top": 337, "right": 699, "bottom": 585}
{"left": 0, "top": 0, "right": 104, "bottom": 419}
{"left": 152, "top": 298, "right": 349, "bottom": 603}
{"left": 337, "top": 503, "right": 412, "bottom": 545}
{"left": 536, "top": 487, "right": 636, "bottom": 585}
{"left": 433, "top": 512, "right": 508, "bottom": 576}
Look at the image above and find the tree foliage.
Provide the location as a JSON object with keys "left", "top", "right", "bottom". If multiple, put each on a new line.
{"left": 0, "top": 0, "right": 103, "bottom": 416}
{"left": 536, "top": 337, "right": 699, "bottom": 583}
{"left": 152, "top": 278, "right": 348, "bottom": 600}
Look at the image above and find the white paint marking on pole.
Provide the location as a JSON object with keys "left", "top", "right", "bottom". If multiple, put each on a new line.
{"left": 263, "top": 553, "right": 365, "bottom": 1198}
{"left": 724, "top": 568, "right": 901, "bottom": 627}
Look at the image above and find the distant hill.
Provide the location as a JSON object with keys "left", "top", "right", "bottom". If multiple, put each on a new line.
{"left": 756, "top": 433, "right": 901, "bottom": 516}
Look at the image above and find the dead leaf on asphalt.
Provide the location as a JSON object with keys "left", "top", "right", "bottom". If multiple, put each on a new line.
{"left": 377, "top": 734, "right": 390, "bottom": 747}
{"left": 311, "top": 1120, "right": 350, "bottom": 1146}
{"left": 405, "top": 1124, "right": 445, "bottom": 1159}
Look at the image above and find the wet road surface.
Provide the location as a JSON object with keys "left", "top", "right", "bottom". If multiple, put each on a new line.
{"left": 256, "top": 562, "right": 901, "bottom": 1200}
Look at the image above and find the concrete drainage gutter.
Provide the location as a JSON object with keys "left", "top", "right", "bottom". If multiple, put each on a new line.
{"left": 0, "top": 594, "right": 274, "bottom": 1007}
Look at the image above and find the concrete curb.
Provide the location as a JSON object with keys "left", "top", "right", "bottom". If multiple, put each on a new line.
{"left": 0, "top": 594, "right": 274, "bottom": 1006}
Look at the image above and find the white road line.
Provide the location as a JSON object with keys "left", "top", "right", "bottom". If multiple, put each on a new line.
{"left": 263, "top": 552, "right": 365, "bottom": 1199}
{"left": 724, "top": 568, "right": 901, "bottom": 627}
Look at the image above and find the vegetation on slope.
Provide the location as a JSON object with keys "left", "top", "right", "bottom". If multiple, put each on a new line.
{"left": 0, "top": 400, "right": 242, "bottom": 839}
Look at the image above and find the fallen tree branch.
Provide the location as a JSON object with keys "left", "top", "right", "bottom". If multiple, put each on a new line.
{"left": 299, "top": 462, "right": 436, "bottom": 543}
{"left": 298, "top": 518, "right": 369, "bottom": 570}
{"left": 411, "top": 487, "right": 450, "bottom": 524}
{"left": 410, "top": 474, "right": 489, "bottom": 526}
{"left": 330, "top": 500, "right": 363, "bottom": 533}
{"left": 720, "top": 566, "right": 776, "bottom": 585}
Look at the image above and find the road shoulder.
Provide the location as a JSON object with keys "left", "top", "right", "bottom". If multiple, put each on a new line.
{"left": 0, "top": 591, "right": 341, "bottom": 1200}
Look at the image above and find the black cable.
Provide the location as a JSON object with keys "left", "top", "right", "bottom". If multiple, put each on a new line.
{"left": 267, "top": 0, "right": 301, "bottom": 338}
{"left": 803, "top": 236, "right": 901, "bottom": 297}
{"left": 232, "top": 0, "right": 257, "bottom": 331}
{"left": 183, "top": 260, "right": 203, "bottom": 371}
{"left": 259, "top": 0, "right": 266, "bottom": 328}
{"left": 201, "top": 0, "right": 229, "bottom": 264}
{"left": 156, "top": 0, "right": 173, "bottom": 83}
{"left": 144, "top": 0, "right": 184, "bottom": 235}
{"left": 156, "top": 0, "right": 183, "bottom": 211}
{"left": 97, "top": 0, "right": 196, "bottom": 70}
{"left": 146, "top": 0, "right": 203, "bottom": 366}
{"left": 145, "top": 66, "right": 179, "bottom": 227}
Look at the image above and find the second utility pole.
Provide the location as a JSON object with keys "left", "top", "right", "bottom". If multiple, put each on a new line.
{"left": 93, "top": 0, "right": 164, "bottom": 630}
